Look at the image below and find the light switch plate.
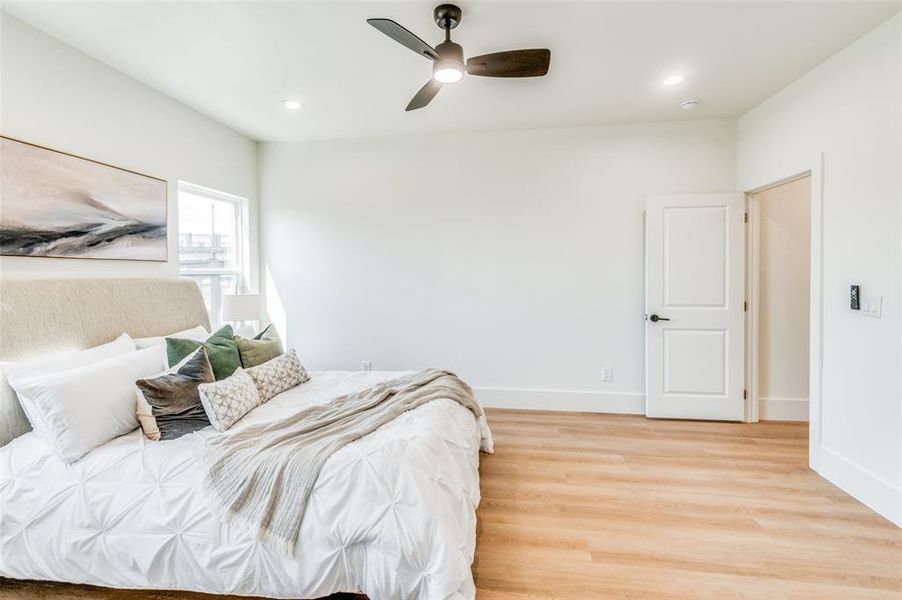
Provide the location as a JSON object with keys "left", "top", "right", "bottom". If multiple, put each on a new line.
{"left": 862, "top": 296, "right": 882, "bottom": 318}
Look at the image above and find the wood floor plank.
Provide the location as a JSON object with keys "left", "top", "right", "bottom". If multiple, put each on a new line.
{"left": 4, "top": 409, "right": 900, "bottom": 599}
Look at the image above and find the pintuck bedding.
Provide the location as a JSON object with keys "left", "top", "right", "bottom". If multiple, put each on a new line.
{"left": 0, "top": 370, "right": 493, "bottom": 599}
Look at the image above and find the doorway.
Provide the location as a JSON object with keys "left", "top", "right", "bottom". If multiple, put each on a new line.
{"left": 747, "top": 176, "right": 812, "bottom": 422}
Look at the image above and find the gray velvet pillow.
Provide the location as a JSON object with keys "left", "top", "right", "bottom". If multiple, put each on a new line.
{"left": 135, "top": 348, "right": 215, "bottom": 440}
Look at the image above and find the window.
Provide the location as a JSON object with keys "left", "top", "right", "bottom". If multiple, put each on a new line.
{"left": 178, "top": 182, "right": 249, "bottom": 325}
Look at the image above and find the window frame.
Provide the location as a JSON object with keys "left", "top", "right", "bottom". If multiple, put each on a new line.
{"left": 177, "top": 181, "right": 250, "bottom": 325}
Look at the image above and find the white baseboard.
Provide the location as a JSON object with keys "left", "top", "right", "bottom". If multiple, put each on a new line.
{"left": 473, "top": 387, "right": 645, "bottom": 414}
{"left": 816, "top": 446, "right": 901, "bottom": 527}
{"left": 759, "top": 396, "right": 809, "bottom": 421}
{"left": 476, "top": 389, "right": 810, "bottom": 420}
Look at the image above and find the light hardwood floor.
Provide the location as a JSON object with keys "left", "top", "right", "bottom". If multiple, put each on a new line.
{"left": 3, "top": 409, "right": 900, "bottom": 599}
{"left": 475, "top": 409, "right": 901, "bottom": 599}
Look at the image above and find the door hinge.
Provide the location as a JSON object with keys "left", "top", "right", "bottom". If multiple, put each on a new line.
{"left": 743, "top": 389, "right": 748, "bottom": 400}
{"left": 744, "top": 300, "right": 748, "bottom": 312}
{"left": 744, "top": 212, "right": 749, "bottom": 223}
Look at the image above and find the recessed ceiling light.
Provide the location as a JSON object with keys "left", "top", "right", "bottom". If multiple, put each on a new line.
{"left": 662, "top": 74, "right": 684, "bottom": 86}
{"left": 680, "top": 98, "right": 703, "bottom": 110}
{"left": 281, "top": 99, "right": 304, "bottom": 111}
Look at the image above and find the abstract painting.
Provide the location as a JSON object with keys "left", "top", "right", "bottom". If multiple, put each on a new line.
{"left": 0, "top": 136, "right": 167, "bottom": 261}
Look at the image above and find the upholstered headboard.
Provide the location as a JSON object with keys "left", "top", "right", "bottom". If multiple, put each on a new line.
{"left": 0, "top": 278, "right": 210, "bottom": 446}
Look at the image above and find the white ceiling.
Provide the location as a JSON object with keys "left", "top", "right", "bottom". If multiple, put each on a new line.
{"left": 4, "top": 1, "right": 899, "bottom": 141}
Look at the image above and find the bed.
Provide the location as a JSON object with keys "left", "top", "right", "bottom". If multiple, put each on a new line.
{"left": 0, "top": 278, "right": 491, "bottom": 599}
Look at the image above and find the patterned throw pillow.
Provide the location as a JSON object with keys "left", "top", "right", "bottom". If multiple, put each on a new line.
{"left": 198, "top": 368, "right": 261, "bottom": 432}
{"left": 166, "top": 325, "right": 241, "bottom": 381}
{"left": 135, "top": 348, "right": 215, "bottom": 440}
{"left": 245, "top": 349, "right": 310, "bottom": 403}
{"left": 235, "top": 323, "right": 284, "bottom": 368}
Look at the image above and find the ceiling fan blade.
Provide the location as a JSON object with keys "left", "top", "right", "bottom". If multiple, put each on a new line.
{"left": 466, "top": 49, "right": 551, "bottom": 78}
{"left": 406, "top": 79, "right": 442, "bottom": 111}
{"left": 367, "top": 18, "right": 440, "bottom": 61}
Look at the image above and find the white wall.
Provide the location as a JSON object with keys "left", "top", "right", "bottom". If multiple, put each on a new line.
{"left": 260, "top": 120, "right": 736, "bottom": 413}
{"left": 755, "top": 177, "right": 810, "bottom": 421}
{"left": 0, "top": 14, "right": 259, "bottom": 288}
{"left": 738, "top": 14, "right": 901, "bottom": 525}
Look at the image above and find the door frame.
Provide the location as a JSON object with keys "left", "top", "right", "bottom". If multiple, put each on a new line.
{"left": 744, "top": 172, "right": 813, "bottom": 423}
{"left": 742, "top": 154, "right": 824, "bottom": 471}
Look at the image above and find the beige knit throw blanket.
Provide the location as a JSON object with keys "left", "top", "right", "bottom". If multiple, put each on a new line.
{"left": 204, "top": 369, "right": 487, "bottom": 553}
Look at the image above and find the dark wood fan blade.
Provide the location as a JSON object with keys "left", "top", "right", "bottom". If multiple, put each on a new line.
{"left": 406, "top": 79, "right": 442, "bottom": 111}
{"left": 367, "top": 18, "right": 440, "bottom": 61}
{"left": 466, "top": 49, "right": 551, "bottom": 77}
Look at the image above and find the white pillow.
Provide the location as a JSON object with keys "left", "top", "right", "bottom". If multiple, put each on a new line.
{"left": 132, "top": 326, "right": 209, "bottom": 350}
{"left": 2, "top": 333, "right": 137, "bottom": 439}
{"left": 9, "top": 347, "right": 162, "bottom": 463}
{"left": 131, "top": 326, "right": 208, "bottom": 372}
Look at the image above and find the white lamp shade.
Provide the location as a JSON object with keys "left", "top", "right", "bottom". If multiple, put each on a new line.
{"left": 221, "top": 294, "right": 260, "bottom": 322}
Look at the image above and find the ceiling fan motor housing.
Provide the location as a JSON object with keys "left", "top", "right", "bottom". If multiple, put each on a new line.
{"left": 434, "top": 40, "right": 465, "bottom": 78}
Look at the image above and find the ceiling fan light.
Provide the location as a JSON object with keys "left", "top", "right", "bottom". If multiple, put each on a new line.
{"left": 281, "top": 99, "right": 304, "bottom": 111}
{"left": 434, "top": 66, "right": 464, "bottom": 83}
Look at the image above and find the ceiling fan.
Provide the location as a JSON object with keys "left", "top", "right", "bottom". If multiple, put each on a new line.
{"left": 367, "top": 4, "right": 551, "bottom": 111}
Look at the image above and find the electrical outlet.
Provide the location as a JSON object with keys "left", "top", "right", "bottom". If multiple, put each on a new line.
{"left": 361, "top": 361, "right": 373, "bottom": 372}
{"left": 601, "top": 367, "right": 614, "bottom": 383}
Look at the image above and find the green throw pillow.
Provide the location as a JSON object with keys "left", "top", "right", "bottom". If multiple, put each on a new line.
{"left": 235, "top": 323, "right": 284, "bottom": 368}
{"left": 166, "top": 325, "right": 241, "bottom": 380}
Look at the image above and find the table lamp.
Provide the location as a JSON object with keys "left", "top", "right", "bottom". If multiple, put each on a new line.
{"left": 221, "top": 294, "right": 260, "bottom": 337}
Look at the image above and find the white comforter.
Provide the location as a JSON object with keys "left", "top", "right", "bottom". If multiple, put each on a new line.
{"left": 0, "top": 371, "right": 493, "bottom": 599}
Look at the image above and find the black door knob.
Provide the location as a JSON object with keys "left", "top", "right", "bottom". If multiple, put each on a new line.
{"left": 649, "top": 314, "right": 670, "bottom": 322}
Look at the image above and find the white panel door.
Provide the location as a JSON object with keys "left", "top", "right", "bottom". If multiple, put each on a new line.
{"left": 646, "top": 193, "right": 745, "bottom": 421}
